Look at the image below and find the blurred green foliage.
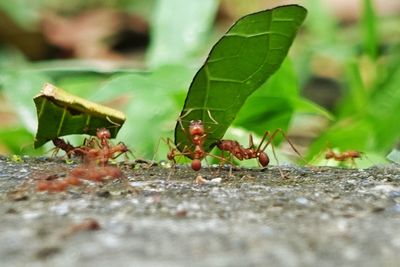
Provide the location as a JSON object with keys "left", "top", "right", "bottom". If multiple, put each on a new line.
{"left": 301, "top": 0, "right": 400, "bottom": 166}
{"left": 0, "top": 0, "right": 399, "bottom": 167}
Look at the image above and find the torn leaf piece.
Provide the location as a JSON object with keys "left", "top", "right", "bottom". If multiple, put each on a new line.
{"left": 33, "top": 83, "right": 126, "bottom": 148}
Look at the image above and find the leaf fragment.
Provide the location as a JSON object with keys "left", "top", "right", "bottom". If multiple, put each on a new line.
{"left": 33, "top": 83, "right": 126, "bottom": 148}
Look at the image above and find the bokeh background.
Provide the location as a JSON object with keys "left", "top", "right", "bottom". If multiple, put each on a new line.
{"left": 0, "top": 0, "right": 399, "bottom": 167}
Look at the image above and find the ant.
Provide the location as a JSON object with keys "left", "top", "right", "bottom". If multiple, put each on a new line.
{"left": 52, "top": 128, "right": 130, "bottom": 165}
{"left": 52, "top": 138, "right": 84, "bottom": 158}
{"left": 69, "top": 127, "right": 130, "bottom": 170}
{"left": 167, "top": 120, "right": 226, "bottom": 171}
{"left": 214, "top": 129, "right": 303, "bottom": 177}
{"left": 39, "top": 128, "right": 129, "bottom": 192}
{"left": 325, "top": 148, "right": 362, "bottom": 166}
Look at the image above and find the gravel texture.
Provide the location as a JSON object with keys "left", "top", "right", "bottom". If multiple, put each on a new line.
{"left": 1, "top": 155, "right": 400, "bottom": 267}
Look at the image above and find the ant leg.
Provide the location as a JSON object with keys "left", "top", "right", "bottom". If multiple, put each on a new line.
{"left": 248, "top": 134, "right": 255, "bottom": 149}
{"left": 253, "top": 130, "right": 290, "bottom": 178}
{"left": 177, "top": 109, "right": 195, "bottom": 131}
{"left": 268, "top": 141, "right": 286, "bottom": 179}
{"left": 111, "top": 143, "right": 133, "bottom": 161}
{"left": 150, "top": 137, "right": 164, "bottom": 164}
{"left": 164, "top": 138, "right": 195, "bottom": 169}
{"left": 206, "top": 109, "right": 218, "bottom": 125}
{"left": 259, "top": 129, "right": 304, "bottom": 163}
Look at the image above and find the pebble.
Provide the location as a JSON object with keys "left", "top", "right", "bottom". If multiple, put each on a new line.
{"left": 49, "top": 203, "right": 70, "bottom": 215}
{"left": 295, "top": 197, "right": 310, "bottom": 206}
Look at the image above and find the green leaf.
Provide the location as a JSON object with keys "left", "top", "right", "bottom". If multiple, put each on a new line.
{"left": 304, "top": 0, "right": 338, "bottom": 43}
{"left": 175, "top": 5, "right": 307, "bottom": 153}
{"left": 0, "top": 0, "right": 41, "bottom": 30}
{"left": 305, "top": 118, "right": 373, "bottom": 161}
{"left": 0, "top": 127, "right": 44, "bottom": 155}
{"left": 33, "top": 83, "right": 126, "bottom": 148}
{"left": 291, "top": 97, "right": 333, "bottom": 120}
{"left": 338, "top": 60, "right": 368, "bottom": 117}
{"left": 1, "top": 71, "right": 51, "bottom": 133}
{"left": 233, "top": 59, "right": 298, "bottom": 137}
{"left": 233, "top": 58, "right": 331, "bottom": 140}
{"left": 367, "top": 63, "right": 400, "bottom": 152}
{"left": 147, "top": 0, "right": 219, "bottom": 67}
{"left": 362, "top": 0, "right": 378, "bottom": 59}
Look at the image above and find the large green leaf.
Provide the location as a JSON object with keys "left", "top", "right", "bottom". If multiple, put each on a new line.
{"left": 33, "top": 83, "right": 126, "bottom": 148}
{"left": 174, "top": 5, "right": 307, "bottom": 153}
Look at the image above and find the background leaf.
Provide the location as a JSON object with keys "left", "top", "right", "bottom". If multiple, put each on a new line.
{"left": 147, "top": 0, "right": 219, "bottom": 67}
{"left": 362, "top": 0, "right": 378, "bottom": 60}
{"left": 2, "top": 71, "right": 51, "bottom": 133}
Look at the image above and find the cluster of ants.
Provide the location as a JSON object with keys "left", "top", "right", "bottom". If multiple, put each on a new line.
{"left": 37, "top": 128, "right": 130, "bottom": 192}
{"left": 40, "top": 120, "right": 362, "bottom": 192}
{"left": 167, "top": 120, "right": 286, "bottom": 171}
{"left": 166, "top": 120, "right": 362, "bottom": 174}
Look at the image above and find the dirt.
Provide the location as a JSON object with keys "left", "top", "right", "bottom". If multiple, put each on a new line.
{"left": 1, "top": 155, "right": 400, "bottom": 267}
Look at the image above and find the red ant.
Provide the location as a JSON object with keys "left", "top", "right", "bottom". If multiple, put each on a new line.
{"left": 325, "top": 148, "right": 362, "bottom": 166}
{"left": 73, "top": 142, "right": 129, "bottom": 167}
{"left": 167, "top": 120, "right": 226, "bottom": 171}
{"left": 39, "top": 128, "right": 129, "bottom": 192}
{"left": 52, "top": 138, "right": 85, "bottom": 158}
{"left": 52, "top": 128, "right": 130, "bottom": 166}
{"left": 215, "top": 129, "right": 302, "bottom": 177}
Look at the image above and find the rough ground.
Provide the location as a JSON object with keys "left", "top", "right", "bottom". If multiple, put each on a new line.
{"left": 1, "top": 155, "right": 400, "bottom": 267}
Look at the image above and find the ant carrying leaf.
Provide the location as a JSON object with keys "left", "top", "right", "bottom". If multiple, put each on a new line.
{"left": 39, "top": 128, "right": 131, "bottom": 193}
{"left": 174, "top": 5, "right": 307, "bottom": 156}
{"left": 167, "top": 120, "right": 227, "bottom": 171}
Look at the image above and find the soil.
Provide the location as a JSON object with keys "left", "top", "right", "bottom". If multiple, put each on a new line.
{"left": 1, "top": 155, "right": 400, "bottom": 267}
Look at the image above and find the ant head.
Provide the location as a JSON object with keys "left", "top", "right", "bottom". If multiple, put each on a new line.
{"left": 258, "top": 152, "right": 270, "bottom": 167}
{"left": 325, "top": 150, "right": 335, "bottom": 159}
{"left": 189, "top": 120, "right": 204, "bottom": 136}
{"left": 96, "top": 128, "right": 111, "bottom": 140}
{"left": 115, "top": 142, "right": 130, "bottom": 153}
{"left": 167, "top": 150, "right": 175, "bottom": 161}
